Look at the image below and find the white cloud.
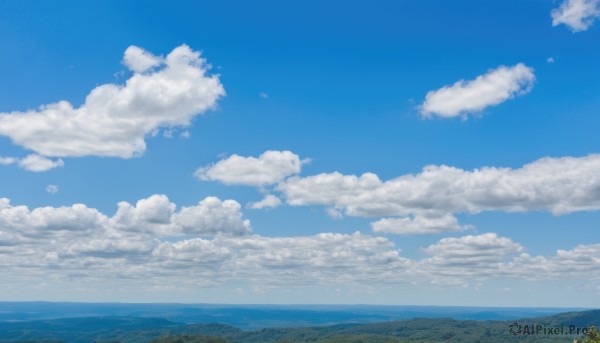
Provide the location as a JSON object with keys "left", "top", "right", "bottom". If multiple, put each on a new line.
{"left": 547, "top": 57, "right": 555, "bottom": 64}
{"left": 0, "top": 195, "right": 599, "bottom": 289}
{"left": 151, "top": 231, "right": 410, "bottom": 285}
{"left": 0, "top": 157, "right": 16, "bottom": 165}
{"left": 423, "top": 233, "right": 523, "bottom": 264}
{"left": 122, "top": 45, "right": 163, "bottom": 73}
{"left": 259, "top": 92, "right": 269, "bottom": 99}
{"left": 111, "top": 194, "right": 250, "bottom": 236}
{"left": 551, "top": 0, "right": 600, "bottom": 32}
{"left": 196, "top": 150, "right": 306, "bottom": 187}
{"left": 247, "top": 194, "right": 282, "bottom": 209}
{"left": 417, "top": 233, "right": 525, "bottom": 282}
{"left": 46, "top": 185, "right": 59, "bottom": 194}
{"left": 278, "top": 154, "right": 600, "bottom": 220}
{"left": 0, "top": 196, "right": 409, "bottom": 285}
{"left": 371, "top": 213, "right": 470, "bottom": 235}
{"left": 112, "top": 194, "right": 176, "bottom": 234}
{"left": 0, "top": 155, "right": 63, "bottom": 172}
{"left": 0, "top": 45, "right": 225, "bottom": 158}
{"left": 18, "top": 154, "right": 64, "bottom": 172}
{"left": 420, "top": 64, "right": 535, "bottom": 118}
{"left": 172, "top": 197, "right": 251, "bottom": 236}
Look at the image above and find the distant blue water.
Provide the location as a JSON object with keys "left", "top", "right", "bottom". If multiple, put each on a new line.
{"left": 0, "top": 302, "right": 588, "bottom": 329}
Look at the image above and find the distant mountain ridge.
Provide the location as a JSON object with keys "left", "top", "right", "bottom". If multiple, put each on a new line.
{"left": 0, "top": 302, "right": 585, "bottom": 329}
{"left": 0, "top": 307, "right": 598, "bottom": 342}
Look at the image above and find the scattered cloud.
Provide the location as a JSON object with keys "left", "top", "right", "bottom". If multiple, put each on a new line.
{"left": 18, "top": 154, "right": 64, "bottom": 172}
{"left": 195, "top": 151, "right": 600, "bottom": 235}
{"left": 547, "top": 57, "right": 555, "bottom": 64}
{"left": 0, "top": 155, "right": 64, "bottom": 172}
{"left": 419, "top": 233, "right": 525, "bottom": 281}
{"left": 196, "top": 150, "right": 307, "bottom": 187}
{"left": 551, "top": 0, "right": 600, "bottom": 32}
{"left": 513, "top": 243, "right": 600, "bottom": 279}
{"left": 0, "top": 196, "right": 405, "bottom": 285}
{"left": 259, "top": 92, "right": 269, "bottom": 99}
{"left": 247, "top": 194, "right": 282, "bottom": 209}
{"left": 46, "top": 185, "right": 59, "bottom": 194}
{"left": 0, "top": 196, "right": 598, "bottom": 288}
{"left": 0, "top": 45, "right": 225, "bottom": 159}
{"left": 423, "top": 233, "right": 523, "bottom": 265}
{"left": 371, "top": 213, "right": 471, "bottom": 235}
{"left": 420, "top": 64, "right": 535, "bottom": 118}
{"left": 278, "top": 154, "right": 600, "bottom": 220}
{"left": 111, "top": 194, "right": 251, "bottom": 236}
{"left": 173, "top": 197, "right": 251, "bottom": 236}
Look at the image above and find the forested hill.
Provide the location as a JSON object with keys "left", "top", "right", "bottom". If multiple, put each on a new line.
{"left": 0, "top": 309, "right": 598, "bottom": 343}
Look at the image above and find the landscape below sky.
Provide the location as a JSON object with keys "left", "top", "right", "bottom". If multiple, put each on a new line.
{"left": 0, "top": 302, "right": 598, "bottom": 342}
{"left": 0, "top": 0, "right": 599, "bottom": 310}
{"left": 0, "top": 302, "right": 582, "bottom": 329}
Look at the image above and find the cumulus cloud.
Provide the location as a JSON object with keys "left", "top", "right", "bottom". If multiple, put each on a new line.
{"left": 247, "top": 194, "right": 282, "bottom": 209}
{"left": 110, "top": 194, "right": 251, "bottom": 236}
{"left": 0, "top": 196, "right": 409, "bottom": 285}
{"left": 173, "top": 197, "right": 251, "bottom": 236}
{"left": 417, "top": 233, "right": 525, "bottom": 283}
{"left": 153, "top": 232, "right": 409, "bottom": 285}
{"left": 122, "top": 45, "right": 163, "bottom": 73}
{"left": 423, "top": 233, "right": 523, "bottom": 265}
{"left": 0, "top": 196, "right": 599, "bottom": 289}
{"left": 111, "top": 194, "right": 177, "bottom": 235}
{"left": 278, "top": 154, "right": 600, "bottom": 221}
{"left": 196, "top": 150, "right": 306, "bottom": 187}
{"left": 551, "top": 0, "right": 600, "bottom": 32}
{"left": 0, "top": 45, "right": 225, "bottom": 158}
{"left": 420, "top": 64, "right": 535, "bottom": 118}
{"left": 371, "top": 213, "right": 470, "bottom": 235}
{"left": 17, "top": 154, "right": 64, "bottom": 172}
{"left": 511, "top": 243, "right": 600, "bottom": 279}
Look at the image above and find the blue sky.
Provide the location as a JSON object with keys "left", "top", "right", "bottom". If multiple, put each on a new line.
{"left": 0, "top": 0, "right": 599, "bottom": 306}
